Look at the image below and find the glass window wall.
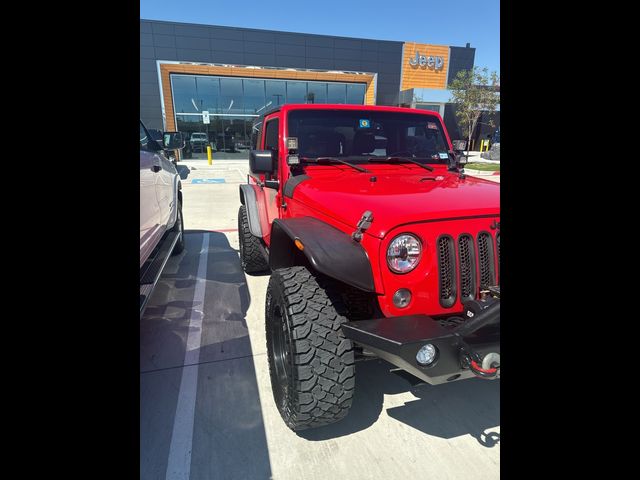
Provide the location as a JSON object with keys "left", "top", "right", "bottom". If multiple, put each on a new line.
{"left": 170, "top": 74, "right": 367, "bottom": 160}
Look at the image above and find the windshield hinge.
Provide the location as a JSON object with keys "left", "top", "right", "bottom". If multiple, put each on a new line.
{"left": 352, "top": 210, "right": 374, "bottom": 242}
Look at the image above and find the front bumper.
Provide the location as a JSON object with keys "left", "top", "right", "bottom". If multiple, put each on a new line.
{"left": 341, "top": 297, "right": 500, "bottom": 385}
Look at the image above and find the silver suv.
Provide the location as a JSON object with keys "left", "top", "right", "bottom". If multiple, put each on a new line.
{"left": 139, "top": 120, "right": 185, "bottom": 314}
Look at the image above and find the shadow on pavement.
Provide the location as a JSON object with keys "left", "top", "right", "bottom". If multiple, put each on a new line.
{"left": 299, "top": 359, "right": 500, "bottom": 447}
{"left": 188, "top": 229, "right": 271, "bottom": 277}
{"left": 386, "top": 377, "right": 500, "bottom": 447}
{"left": 140, "top": 231, "right": 272, "bottom": 480}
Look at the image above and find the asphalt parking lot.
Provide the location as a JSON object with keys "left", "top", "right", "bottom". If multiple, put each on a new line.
{"left": 140, "top": 159, "right": 500, "bottom": 480}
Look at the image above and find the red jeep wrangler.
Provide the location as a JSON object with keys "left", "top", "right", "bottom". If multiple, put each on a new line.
{"left": 238, "top": 104, "right": 500, "bottom": 431}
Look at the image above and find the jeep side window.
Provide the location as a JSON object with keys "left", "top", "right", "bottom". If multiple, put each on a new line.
{"left": 263, "top": 119, "right": 279, "bottom": 176}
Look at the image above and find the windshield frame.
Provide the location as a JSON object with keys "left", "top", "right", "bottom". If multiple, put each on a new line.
{"left": 285, "top": 107, "right": 453, "bottom": 165}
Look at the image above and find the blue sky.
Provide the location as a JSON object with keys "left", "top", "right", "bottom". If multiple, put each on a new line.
{"left": 140, "top": 0, "right": 500, "bottom": 75}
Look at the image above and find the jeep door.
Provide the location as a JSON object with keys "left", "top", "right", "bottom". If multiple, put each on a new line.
{"left": 258, "top": 114, "right": 281, "bottom": 243}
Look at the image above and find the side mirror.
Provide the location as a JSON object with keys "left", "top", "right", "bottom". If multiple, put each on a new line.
{"left": 451, "top": 139, "right": 467, "bottom": 151}
{"left": 448, "top": 149, "right": 468, "bottom": 171}
{"left": 163, "top": 132, "right": 185, "bottom": 150}
{"left": 250, "top": 150, "right": 275, "bottom": 174}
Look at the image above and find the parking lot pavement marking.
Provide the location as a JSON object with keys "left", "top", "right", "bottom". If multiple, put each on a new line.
{"left": 165, "top": 233, "right": 210, "bottom": 480}
{"left": 191, "top": 178, "right": 226, "bottom": 184}
{"left": 234, "top": 168, "right": 248, "bottom": 182}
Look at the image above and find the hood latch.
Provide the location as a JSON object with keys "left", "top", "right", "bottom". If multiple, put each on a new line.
{"left": 352, "top": 210, "right": 374, "bottom": 242}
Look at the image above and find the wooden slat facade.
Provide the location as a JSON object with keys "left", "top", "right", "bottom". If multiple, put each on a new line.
{"left": 400, "top": 43, "right": 450, "bottom": 91}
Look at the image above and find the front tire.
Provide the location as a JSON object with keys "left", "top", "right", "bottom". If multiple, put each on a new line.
{"left": 266, "top": 266, "right": 355, "bottom": 431}
{"left": 238, "top": 205, "right": 269, "bottom": 273}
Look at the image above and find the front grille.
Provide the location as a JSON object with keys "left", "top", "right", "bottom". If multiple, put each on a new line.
{"left": 478, "top": 232, "right": 496, "bottom": 290}
{"left": 496, "top": 232, "right": 500, "bottom": 280}
{"left": 458, "top": 234, "right": 477, "bottom": 302}
{"left": 436, "top": 230, "right": 499, "bottom": 308}
{"left": 437, "top": 236, "right": 456, "bottom": 308}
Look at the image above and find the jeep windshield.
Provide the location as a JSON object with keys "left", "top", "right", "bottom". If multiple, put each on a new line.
{"left": 287, "top": 109, "right": 451, "bottom": 165}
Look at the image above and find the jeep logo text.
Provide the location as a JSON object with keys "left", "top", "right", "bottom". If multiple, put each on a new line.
{"left": 409, "top": 51, "right": 444, "bottom": 70}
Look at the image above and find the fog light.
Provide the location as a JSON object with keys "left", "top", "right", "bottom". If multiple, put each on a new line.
{"left": 287, "top": 154, "right": 300, "bottom": 165}
{"left": 416, "top": 344, "right": 437, "bottom": 366}
{"left": 393, "top": 289, "right": 411, "bottom": 308}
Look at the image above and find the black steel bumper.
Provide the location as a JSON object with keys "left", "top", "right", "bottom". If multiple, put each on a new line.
{"left": 341, "top": 298, "right": 500, "bottom": 385}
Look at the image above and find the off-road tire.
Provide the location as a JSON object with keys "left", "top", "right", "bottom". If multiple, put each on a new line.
{"left": 238, "top": 205, "right": 269, "bottom": 273}
{"left": 266, "top": 266, "right": 355, "bottom": 431}
{"left": 171, "top": 199, "right": 184, "bottom": 255}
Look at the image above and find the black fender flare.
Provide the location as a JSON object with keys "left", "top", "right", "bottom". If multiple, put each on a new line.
{"left": 269, "top": 217, "right": 375, "bottom": 292}
{"left": 238, "top": 184, "right": 263, "bottom": 237}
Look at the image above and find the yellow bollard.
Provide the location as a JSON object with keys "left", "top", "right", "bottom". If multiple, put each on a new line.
{"left": 207, "top": 145, "right": 212, "bottom": 165}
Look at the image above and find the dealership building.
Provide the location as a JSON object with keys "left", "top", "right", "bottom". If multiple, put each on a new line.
{"left": 140, "top": 19, "right": 493, "bottom": 157}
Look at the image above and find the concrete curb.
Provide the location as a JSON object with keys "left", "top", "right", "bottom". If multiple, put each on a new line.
{"left": 464, "top": 168, "right": 500, "bottom": 176}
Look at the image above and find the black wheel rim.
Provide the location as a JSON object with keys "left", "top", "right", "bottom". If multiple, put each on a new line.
{"left": 271, "top": 304, "right": 293, "bottom": 409}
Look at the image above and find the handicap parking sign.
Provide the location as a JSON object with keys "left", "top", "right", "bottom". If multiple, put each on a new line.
{"left": 359, "top": 119, "right": 370, "bottom": 128}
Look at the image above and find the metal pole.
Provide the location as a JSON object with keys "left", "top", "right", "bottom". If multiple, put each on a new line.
{"left": 207, "top": 145, "right": 212, "bottom": 165}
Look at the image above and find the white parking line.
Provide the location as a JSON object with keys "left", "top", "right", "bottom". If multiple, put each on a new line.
{"left": 234, "top": 168, "right": 247, "bottom": 182}
{"left": 165, "top": 233, "right": 210, "bottom": 480}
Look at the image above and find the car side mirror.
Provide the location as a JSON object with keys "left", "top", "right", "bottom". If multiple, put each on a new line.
{"left": 250, "top": 150, "right": 275, "bottom": 174}
{"left": 455, "top": 151, "right": 468, "bottom": 165}
{"left": 163, "top": 132, "right": 185, "bottom": 150}
{"left": 451, "top": 139, "right": 467, "bottom": 151}
{"left": 447, "top": 149, "right": 468, "bottom": 171}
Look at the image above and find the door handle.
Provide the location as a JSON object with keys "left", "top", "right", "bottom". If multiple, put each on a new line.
{"left": 151, "top": 165, "right": 161, "bottom": 172}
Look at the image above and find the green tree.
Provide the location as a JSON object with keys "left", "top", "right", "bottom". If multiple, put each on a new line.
{"left": 448, "top": 67, "right": 500, "bottom": 157}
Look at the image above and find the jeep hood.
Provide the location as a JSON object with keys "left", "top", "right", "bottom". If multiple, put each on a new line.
{"left": 289, "top": 167, "right": 500, "bottom": 239}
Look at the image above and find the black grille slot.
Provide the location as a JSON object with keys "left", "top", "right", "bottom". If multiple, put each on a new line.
{"left": 437, "top": 235, "right": 457, "bottom": 308}
{"left": 478, "top": 232, "right": 496, "bottom": 290}
{"left": 458, "top": 234, "right": 477, "bottom": 302}
{"left": 496, "top": 232, "right": 500, "bottom": 280}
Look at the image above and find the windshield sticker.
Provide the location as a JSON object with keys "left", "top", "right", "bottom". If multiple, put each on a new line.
{"left": 438, "top": 152, "right": 449, "bottom": 159}
{"left": 359, "top": 119, "right": 371, "bottom": 128}
{"left": 427, "top": 122, "right": 438, "bottom": 130}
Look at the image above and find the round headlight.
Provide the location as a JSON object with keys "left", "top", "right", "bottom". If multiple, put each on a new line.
{"left": 387, "top": 234, "right": 422, "bottom": 273}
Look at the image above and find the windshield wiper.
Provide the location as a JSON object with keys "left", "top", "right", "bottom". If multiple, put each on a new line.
{"left": 367, "top": 156, "right": 434, "bottom": 172}
{"left": 300, "top": 156, "right": 371, "bottom": 173}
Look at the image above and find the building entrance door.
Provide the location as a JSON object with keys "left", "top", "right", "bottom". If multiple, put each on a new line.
{"left": 175, "top": 115, "right": 256, "bottom": 160}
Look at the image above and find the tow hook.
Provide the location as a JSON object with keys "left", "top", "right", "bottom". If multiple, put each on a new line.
{"left": 460, "top": 349, "right": 500, "bottom": 379}
{"left": 470, "top": 352, "right": 500, "bottom": 379}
